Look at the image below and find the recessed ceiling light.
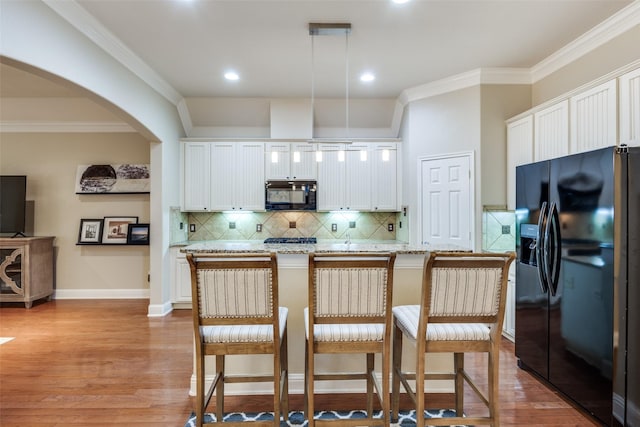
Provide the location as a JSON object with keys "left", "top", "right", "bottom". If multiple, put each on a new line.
{"left": 392, "top": 0, "right": 411, "bottom": 3}
{"left": 224, "top": 71, "right": 239, "bottom": 81}
{"left": 360, "top": 72, "right": 375, "bottom": 83}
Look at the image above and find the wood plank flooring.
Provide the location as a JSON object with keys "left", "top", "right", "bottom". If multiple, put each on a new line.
{"left": 0, "top": 300, "right": 599, "bottom": 426}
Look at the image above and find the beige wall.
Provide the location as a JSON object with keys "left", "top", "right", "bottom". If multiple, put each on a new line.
{"left": 480, "top": 84, "right": 532, "bottom": 207}
{"left": 532, "top": 25, "right": 640, "bottom": 106}
{"left": 0, "top": 132, "right": 151, "bottom": 295}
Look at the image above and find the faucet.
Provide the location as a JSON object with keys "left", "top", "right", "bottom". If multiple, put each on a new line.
{"left": 345, "top": 232, "right": 351, "bottom": 245}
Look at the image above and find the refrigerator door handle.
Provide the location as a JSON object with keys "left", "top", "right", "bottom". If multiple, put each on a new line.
{"left": 546, "top": 201, "right": 562, "bottom": 296}
{"left": 536, "top": 201, "right": 549, "bottom": 294}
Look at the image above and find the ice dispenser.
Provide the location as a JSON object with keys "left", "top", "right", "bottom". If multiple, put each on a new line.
{"left": 519, "top": 223, "right": 539, "bottom": 267}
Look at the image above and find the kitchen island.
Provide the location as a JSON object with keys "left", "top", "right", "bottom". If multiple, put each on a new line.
{"left": 180, "top": 240, "right": 465, "bottom": 396}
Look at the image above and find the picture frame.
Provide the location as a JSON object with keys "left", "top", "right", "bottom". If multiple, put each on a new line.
{"left": 77, "top": 219, "right": 104, "bottom": 244}
{"left": 127, "top": 223, "right": 150, "bottom": 245}
{"left": 102, "top": 216, "right": 138, "bottom": 244}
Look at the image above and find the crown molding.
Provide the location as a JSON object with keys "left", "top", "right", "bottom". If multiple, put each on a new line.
{"left": 0, "top": 121, "right": 136, "bottom": 133}
{"left": 398, "top": 68, "right": 531, "bottom": 107}
{"left": 531, "top": 1, "right": 640, "bottom": 83}
{"left": 43, "top": 0, "right": 183, "bottom": 107}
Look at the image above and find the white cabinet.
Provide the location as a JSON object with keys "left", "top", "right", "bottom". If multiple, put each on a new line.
{"left": 534, "top": 100, "right": 569, "bottom": 161}
{"left": 570, "top": 79, "right": 617, "bottom": 153}
{"left": 506, "top": 116, "right": 534, "bottom": 210}
{"left": 619, "top": 67, "right": 640, "bottom": 147}
{"left": 265, "top": 142, "right": 317, "bottom": 180}
{"left": 181, "top": 142, "right": 211, "bottom": 211}
{"left": 171, "top": 247, "right": 192, "bottom": 306}
{"left": 210, "top": 141, "right": 265, "bottom": 211}
{"left": 317, "top": 142, "right": 371, "bottom": 211}
{"left": 371, "top": 142, "right": 400, "bottom": 211}
{"left": 503, "top": 263, "right": 516, "bottom": 342}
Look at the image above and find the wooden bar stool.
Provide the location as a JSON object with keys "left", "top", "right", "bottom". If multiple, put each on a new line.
{"left": 187, "top": 252, "right": 289, "bottom": 427}
{"left": 305, "top": 252, "right": 396, "bottom": 427}
{"left": 391, "top": 251, "right": 515, "bottom": 427}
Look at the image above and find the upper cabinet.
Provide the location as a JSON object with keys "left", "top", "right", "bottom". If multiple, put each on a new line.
{"left": 317, "top": 141, "right": 401, "bottom": 212}
{"left": 534, "top": 100, "right": 569, "bottom": 161}
{"left": 570, "top": 79, "right": 617, "bottom": 153}
{"left": 181, "top": 141, "right": 265, "bottom": 212}
{"left": 181, "top": 141, "right": 211, "bottom": 211}
{"left": 265, "top": 142, "right": 317, "bottom": 180}
{"left": 619, "top": 68, "right": 640, "bottom": 147}
{"left": 211, "top": 141, "right": 265, "bottom": 211}
{"left": 371, "top": 142, "right": 401, "bottom": 211}
{"left": 181, "top": 139, "right": 401, "bottom": 213}
{"left": 506, "top": 116, "right": 533, "bottom": 210}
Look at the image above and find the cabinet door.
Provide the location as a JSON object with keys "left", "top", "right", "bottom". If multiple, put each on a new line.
{"left": 371, "top": 142, "right": 398, "bottom": 211}
{"left": 317, "top": 143, "right": 345, "bottom": 211}
{"left": 182, "top": 142, "right": 211, "bottom": 211}
{"left": 345, "top": 143, "right": 371, "bottom": 211}
{"left": 210, "top": 142, "right": 236, "bottom": 211}
{"left": 265, "top": 142, "right": 291, "bottom": 180}
{"left": 236, "top": 142, "right": 265, "bottom": 211}
{"left": 507, "top": 116, "right": 533, "bottom": 210}
{"left": 534, "top": 100, "right": 569, "bottom": 161}
{"left": 171, "top": 248, "right": 192, "bottom": 304}
{"left": 570, "top": 79, "right": 617, "bottom": 153}
{"left": 290, "top": 142, "right": 317, "bottom": 180}
{"left": 619, "top": 67, "right": 640, "bottom": 147}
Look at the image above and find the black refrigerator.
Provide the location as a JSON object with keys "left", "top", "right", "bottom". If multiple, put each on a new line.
{"left": 515, "top": 145, "right": 639, "bottom": 426}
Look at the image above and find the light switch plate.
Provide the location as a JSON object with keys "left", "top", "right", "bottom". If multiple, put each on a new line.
{"left": 189, "top": 224, "right": 196, "bottom": 232}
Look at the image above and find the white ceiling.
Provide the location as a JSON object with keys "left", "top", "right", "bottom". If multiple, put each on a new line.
{"left": 0, "top": 0, "right": 635, "bottom": 135}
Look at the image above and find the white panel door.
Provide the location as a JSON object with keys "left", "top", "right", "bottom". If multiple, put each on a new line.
{"left": 371, "top": 142, "right": 398, "bottom": 211}
{"left": 420, "top": 153, "right": 472, "bottom": 249}
{"left": 506, "top": 116, "right": 533, "bottom": 210}
{"left": 534, "top": 100, "right": 569, "bottom": 161}
{"left": 265, "top": 142, "right": 291, "bottom": 180}
{"left": 210, "top": 142, "right": 236, "bottom": 211}
{"left": 317, "top": 143, "right": 345, "bottom": 211}
{"left": 345, "top": 143, "right": 371, "bottom": 211}
{"left": 182, "top": 141, "right": 211, "bottom": 211}
{"left": 236, "top": 142, "right": 265, "bottom": 211}
{"left": 290, "top": 142, "right": 317, "bottom": 180}
{"left": 620, "top": 67, "right": 640, "bottom": 147}
{"left": 570, "top": 79, "right": 617, "bottom": 153}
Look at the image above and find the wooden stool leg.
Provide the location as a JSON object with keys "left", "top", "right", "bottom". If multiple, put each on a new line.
{"left": 366, "top": 353, "right": 374, "bottom": 417}
{"left": 281, "top": 329, "right": 289, "bottom": 421}
{"left": 454, "top": 352, "right": 464, "bottom": 417}
{"left": 216, "top": 355, "right": 224, "bottom": 423}
{"left": 391, "top": 323, "right": 402, "bottom": 423}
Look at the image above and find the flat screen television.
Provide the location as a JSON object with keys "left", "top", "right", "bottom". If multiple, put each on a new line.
{"left": 0, "top": 175, "right": 27, "bottom": 236}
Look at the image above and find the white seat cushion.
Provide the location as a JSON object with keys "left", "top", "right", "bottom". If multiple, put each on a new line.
{"left": 393, "top": 305, "right": 490, "bottom": 341}
{"left": 201, "top": 307, "right": 288, "bottom": 343}
{"left": 304, "top": 307, "right": 384, "bottom": 342}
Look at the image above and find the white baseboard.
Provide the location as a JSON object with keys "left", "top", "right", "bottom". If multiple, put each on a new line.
{"left": 53, "top": 288, "right": 149, "bottom": 299}
{"left": 189, "top": 373, "right": 453, "bottom": 397}
{"left": 148, "top": 301, "right": 173, "bottom": 317}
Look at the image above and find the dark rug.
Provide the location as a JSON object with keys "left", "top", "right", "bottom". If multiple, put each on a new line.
{"left": 185, "top": 409, "right": 467, "bottom": 426}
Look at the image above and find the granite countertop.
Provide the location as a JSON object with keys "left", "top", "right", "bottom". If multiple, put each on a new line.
{"left": 179, "top": 239, "right": 467, "bottom": 255}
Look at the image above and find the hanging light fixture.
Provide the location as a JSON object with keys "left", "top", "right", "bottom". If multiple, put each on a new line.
{"left": 308, "top": 22, "right": 353, "bottom": 145}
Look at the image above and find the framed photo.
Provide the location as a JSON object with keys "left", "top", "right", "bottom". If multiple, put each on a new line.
{"left": 127, "top": 223, "right": 150, "bottom": 245}
{"left": 102, "top": 216, "right": 138, "bottom": 244}
{"left": 77, "top": 219, "right": 103, "bottom": 244}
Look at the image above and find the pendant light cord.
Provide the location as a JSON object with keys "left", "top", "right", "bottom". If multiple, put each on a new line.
{"left": 345, "top": 30, "right": 349, "bottom": 139}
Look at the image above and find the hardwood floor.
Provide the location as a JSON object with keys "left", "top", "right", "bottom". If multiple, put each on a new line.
{"left": 0, "top": 300, "right": 599, "bottom": 426}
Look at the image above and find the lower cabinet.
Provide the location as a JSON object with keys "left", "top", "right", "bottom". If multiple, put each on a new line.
{"left": 503, "top": 264, "right": 516, "bottom": 342}
{"left": 171, "top": 247, "right": 191, "bottom": 307}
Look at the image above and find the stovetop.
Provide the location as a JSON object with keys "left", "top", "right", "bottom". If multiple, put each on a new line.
{"left": 263, "top": 237, "right": 317, "bottom": 244}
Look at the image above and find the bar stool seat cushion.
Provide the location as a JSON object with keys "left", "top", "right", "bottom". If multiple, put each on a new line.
{"left": 202, "top": 307, "right": 288, "bottom": 343}
{"left": 393, "top": 305, "right": 491, "bottom": 342}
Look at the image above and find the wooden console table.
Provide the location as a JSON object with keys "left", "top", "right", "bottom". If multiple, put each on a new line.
{"left": 0, "top": 236, "right": 55, "bottom": 308}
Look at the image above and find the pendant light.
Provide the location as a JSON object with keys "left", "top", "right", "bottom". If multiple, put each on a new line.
{"left": 308, "top": 23, "right": 353, "bottom": 145}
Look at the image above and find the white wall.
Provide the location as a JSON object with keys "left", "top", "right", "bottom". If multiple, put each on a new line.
{"left": 1, "top": 132, "right": 151, "bottom": 296}
{"left": 401, "top": 86, "right": 482, "bottom": 247}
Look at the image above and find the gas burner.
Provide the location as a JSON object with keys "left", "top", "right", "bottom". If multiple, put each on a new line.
{"left": 264, "top": 237, "right": 317, "bottom": 244}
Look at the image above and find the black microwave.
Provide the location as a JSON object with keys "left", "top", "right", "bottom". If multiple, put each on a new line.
{"left": 265, "top": 180, "right": 317, "bottom": 211}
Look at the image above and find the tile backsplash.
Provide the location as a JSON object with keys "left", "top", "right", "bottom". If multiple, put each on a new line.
{"left": 482, "top": 207, "right": 515, "bottom": 252}
{"left": 175, "top": 210, "right": 399, "bottom": 242}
